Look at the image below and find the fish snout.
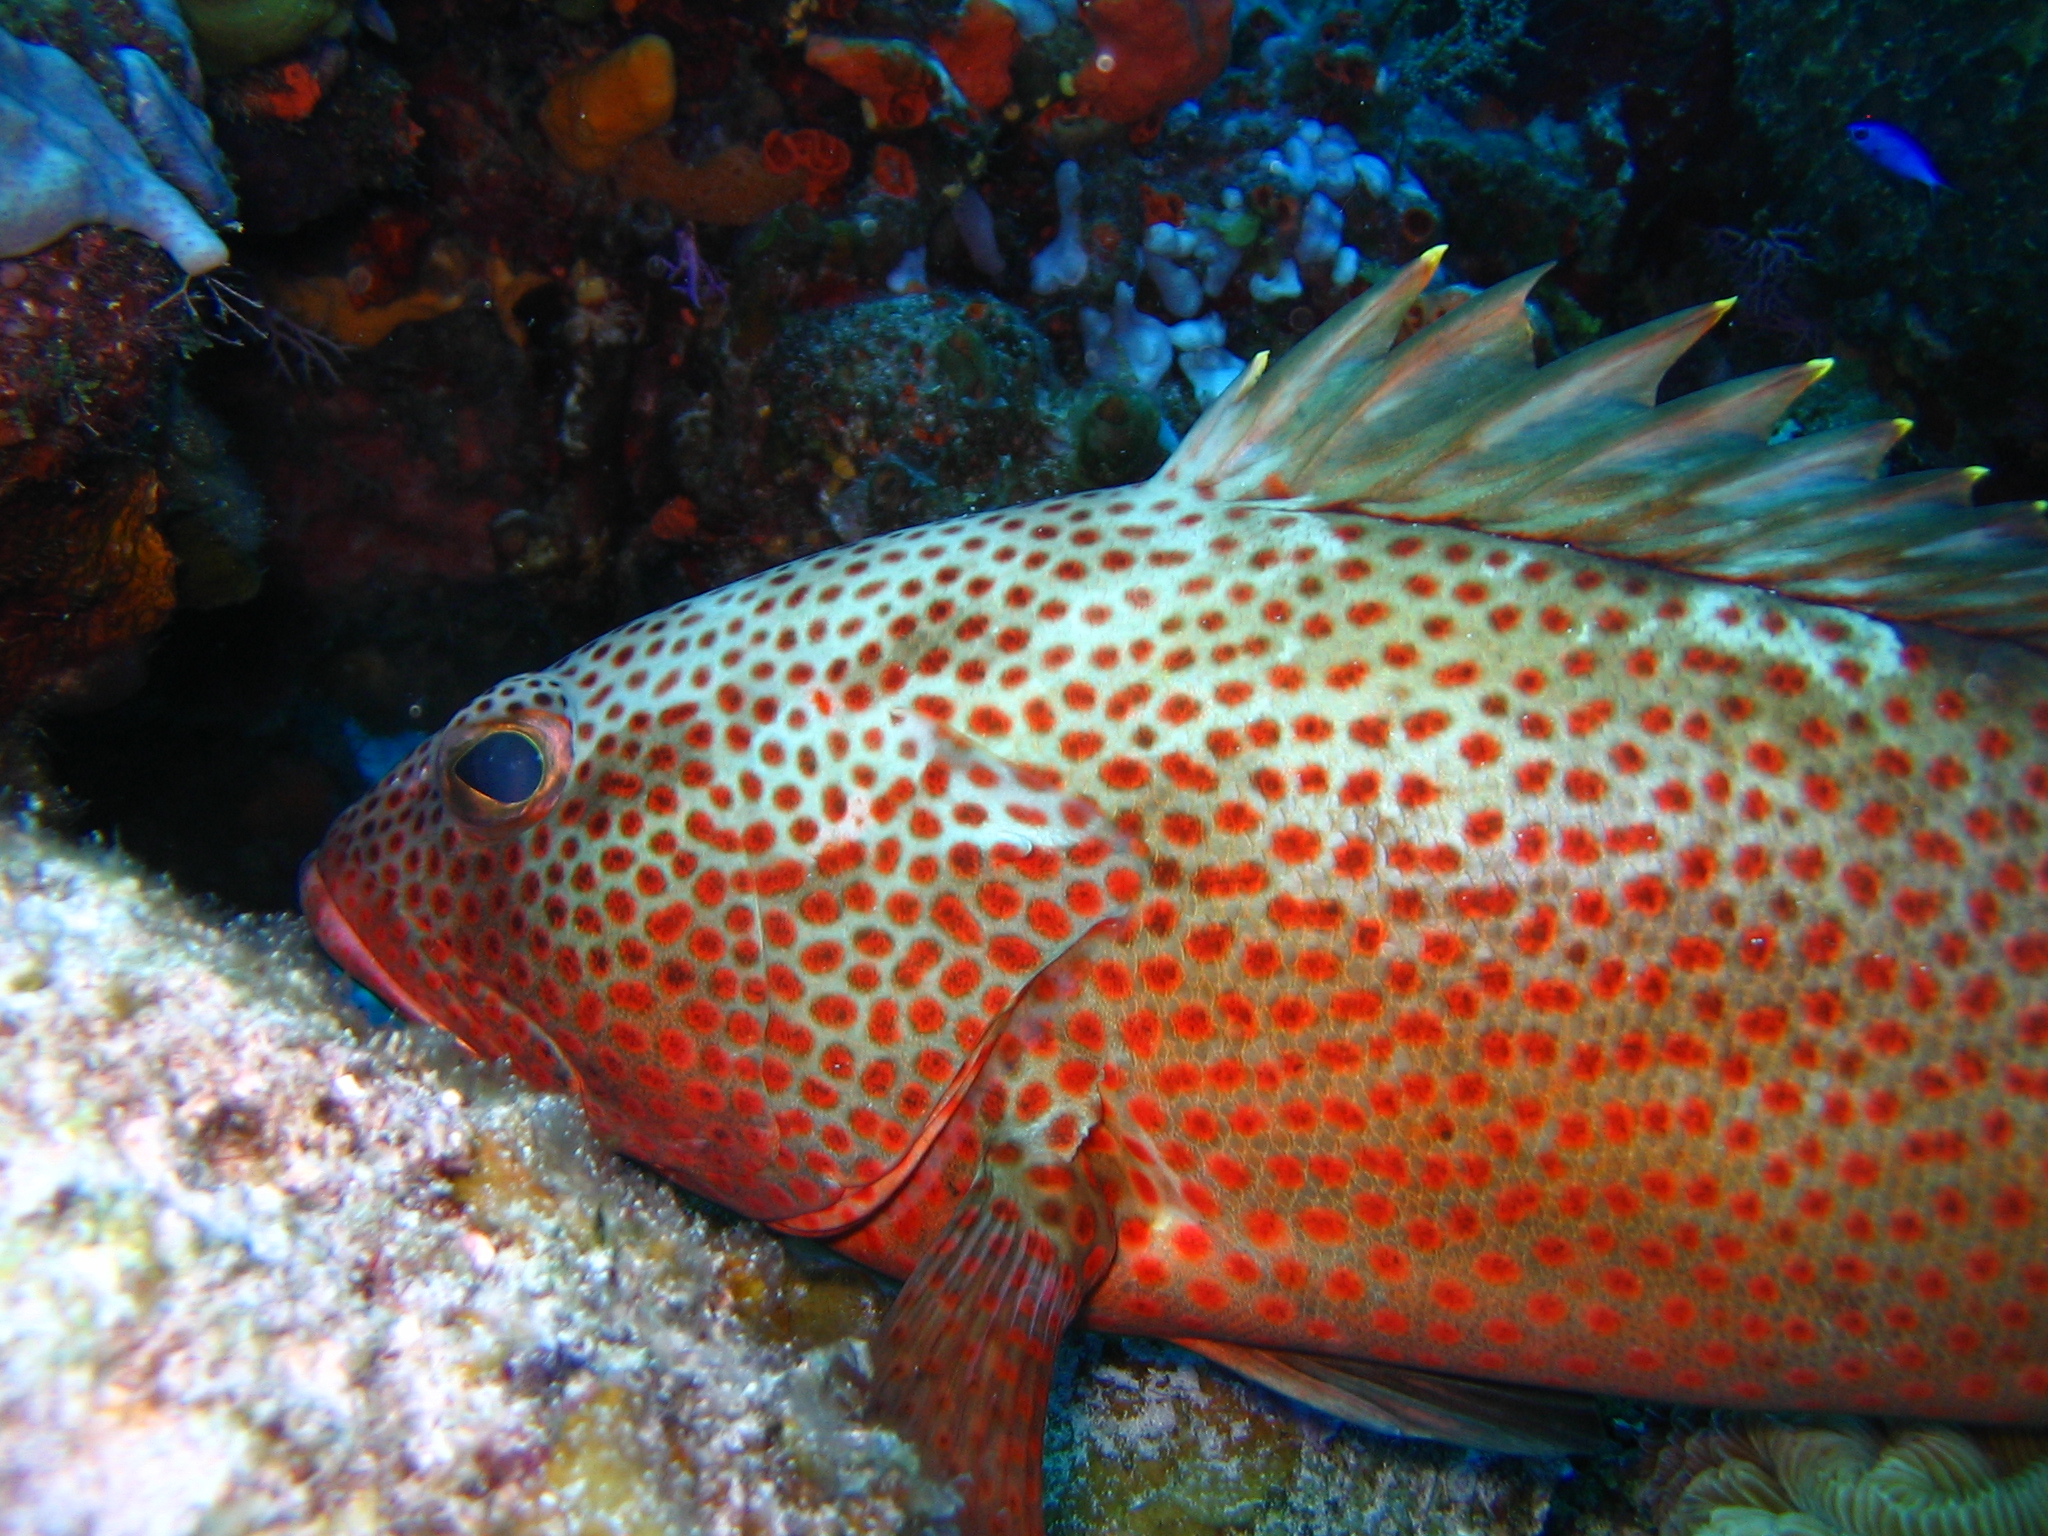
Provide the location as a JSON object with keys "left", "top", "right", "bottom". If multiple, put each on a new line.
{"left": 299, "top": 852, "right": 440, "bottom": 1030}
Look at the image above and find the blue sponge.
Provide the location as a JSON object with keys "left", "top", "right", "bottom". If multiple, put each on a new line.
{"left": 0, "top": 26, "right": 234, "bottom": 275}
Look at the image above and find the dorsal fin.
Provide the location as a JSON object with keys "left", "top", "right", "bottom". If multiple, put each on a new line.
{"left": 1158, "top": 250, "right": 2048, "bottom": 647}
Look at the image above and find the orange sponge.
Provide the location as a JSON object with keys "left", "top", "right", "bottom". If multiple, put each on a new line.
{"left": 277, "top": 276, "right": 466, "bottom": 348}
{"left": 611, "top": 139, "right": 808, "bottom": 225}
{"left": 541, "top": 35, "right": 676, "bottom": 173}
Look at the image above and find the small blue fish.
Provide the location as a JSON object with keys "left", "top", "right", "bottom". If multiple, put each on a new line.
{"left": 356, "top": 0, "right": 396, "bottom": 43}
{"left": 1846, "top": 118, "right": 1948, "bottom": 188}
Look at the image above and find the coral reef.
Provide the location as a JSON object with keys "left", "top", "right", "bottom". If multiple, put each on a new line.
{"left": 157, "top": 384, "right": 269, "bottom": 609}
{"left": 207, "top": 44, "right": 422, "bottom": 235}
{"left": 757, "top": 291, "right": 1069, "bottom": 540}
{"left": 8, "top": 0, "right": 2048, "bottom": 1524}
{"left": 1405, "top": 98, "right": 1626, "bottom": 285}
{"left": 0, "top": 0, "right": 245, "bottom": 727}
{"left": 614, "top": 138, "right": 808, "bottom": 225}
{"left": 805, "top": 34, "right": 962, "bottom": 131}
{"left": 0, "top": 816, "right": 947, "bottom": 1532}
{"left": 276, "top": 269, "right": 466, "bottom": 345}
{"left": 929, "top": 0, "right": 1019, "bottom": 115}
{"left": 0, "top": 227, "right": 192, "bottom": 452}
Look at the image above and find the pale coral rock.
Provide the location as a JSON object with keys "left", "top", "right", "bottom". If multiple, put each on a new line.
{"left": 0, "top": 820, "right": 947, "bottom": 1536}
{"left": 1044, "top": 1336, "right": 1563, "bottom": 1536}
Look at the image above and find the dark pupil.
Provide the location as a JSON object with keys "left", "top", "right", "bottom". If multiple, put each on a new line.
{"left": 453, "top": 731, "right": 545, "bottom": 804}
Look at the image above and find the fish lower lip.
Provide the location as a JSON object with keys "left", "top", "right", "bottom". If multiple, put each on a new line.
{"left": 298, "top": 854, "right": 441, "bottom": 1029}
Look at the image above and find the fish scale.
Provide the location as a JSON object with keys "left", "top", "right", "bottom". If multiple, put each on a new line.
{"left": 305, "top": 251, "right": 2048, "bottom": 1535}
{"left": 810, "top": 492, "right": 2048, "bottom": 1420}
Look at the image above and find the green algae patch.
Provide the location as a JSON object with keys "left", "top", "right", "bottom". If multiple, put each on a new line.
{"left": 179, "top": 0, "right": 351, "bottom": 73}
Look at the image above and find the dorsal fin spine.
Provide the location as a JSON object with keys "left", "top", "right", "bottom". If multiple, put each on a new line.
{"left": 1152, "top": 251, "right": 2045, "bottom": 647}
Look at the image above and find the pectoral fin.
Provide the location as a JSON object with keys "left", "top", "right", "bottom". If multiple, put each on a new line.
{"left": 869, "top": 923, "right": 1127, "bottom": 1536}
{"left": 1176, "top": 1338, "right": 1613, "bottom": 1457}
{"left": 870, "top": 1176, "right": 1095, "bottom": 1535}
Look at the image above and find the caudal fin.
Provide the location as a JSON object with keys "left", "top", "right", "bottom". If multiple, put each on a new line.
{"left": 1159, "top": 249, "right": 2048, "bottom": 645}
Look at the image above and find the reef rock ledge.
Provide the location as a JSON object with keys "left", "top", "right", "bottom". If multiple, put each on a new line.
{"left": 0, "top": 819, "right": 947, "bottom": 1536}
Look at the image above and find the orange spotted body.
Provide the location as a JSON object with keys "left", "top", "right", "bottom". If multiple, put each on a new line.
{"left": 825, "top": 493, "right": 2048, "bottom": 1421}
{"left": 305, "top": 258, "right": 2048, "bottom": 1534}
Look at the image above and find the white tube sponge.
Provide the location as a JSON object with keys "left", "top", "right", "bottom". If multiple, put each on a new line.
{"left": 1296, "top": 192, "right": 1343, "bottom": 266}
{"left": 1179, "top": 346, "right": 1247, "bottom": 406}
{"left": 1112, "top": 281, "right": 1172, "bottom": 391}
{"left": 1261, "top": 133, "right": 1317, "bottom": 195}
{"left": 0, "top": 29, "right": 227, "bottom": 274}
{"left": 1081, "top": 282, "right": 1173, "bottom": 392}
{"left": 1195, "top": 227, "right": 1240, "bottom": 297}
{"left": 1143, "top": 221, "right": 1199, "bottom": 260}
{"left": 1028, "top": 160, "right": 1087, "bottom": 295}
{"left": 952, "top": 186, "right": 1002, "bottom": 279}
{"left": 1352, "top": 153, "right": 1393, "bottom": 199}
{"left": 1166, "top": 313, "right": 1225, "bottom": 351}
{"left": 1144, "top": 251, "right": 1203, "bottom": 318}
{"left": 885, "top": 245, "right": 928, "bottom": 294}
{"left": 1248, "top": 258, "right": 1302, "bottom": 303}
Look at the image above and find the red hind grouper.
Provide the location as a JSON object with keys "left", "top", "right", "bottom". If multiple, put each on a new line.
{"left": 303, "top": 250, "right": 2048, "bottom": 1534}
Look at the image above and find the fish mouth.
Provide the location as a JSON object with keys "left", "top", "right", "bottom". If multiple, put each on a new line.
{"left": 298, "top": 854, "right": 444, "bottom": 1031}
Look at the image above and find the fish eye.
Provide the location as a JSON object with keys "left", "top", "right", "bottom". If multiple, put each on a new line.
{"left": 1850, "top": 124, "right": 1869, "bottom": 139}
{"left": 439, "top": 708, "right": 572, "bottom": 832}
{"left": 452, "top": 729, "right": 545, "bottom": 805}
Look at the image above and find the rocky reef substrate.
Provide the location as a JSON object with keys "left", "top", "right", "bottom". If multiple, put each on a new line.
{"left": 0, "top": 818, "right": 944, "bottom": 1535}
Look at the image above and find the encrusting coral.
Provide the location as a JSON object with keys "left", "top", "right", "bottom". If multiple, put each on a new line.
{"left": 929, "top": 0, "right": 1019, "bottom": 114}
{"left": 0, "top": 818, "right": 949, "bottom": 1533}
{"left": 1072, "top": 0, "right": 1234, "bottom": 125}
{"left": 1045, "top": 1335, "right": 1561, "bottom": 1536}
{"left": 804, "top": 34, "right": 964, "bottom": 130}
{"left": 1644, "top": 1418, "right": 2048, "bottom": 1536}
